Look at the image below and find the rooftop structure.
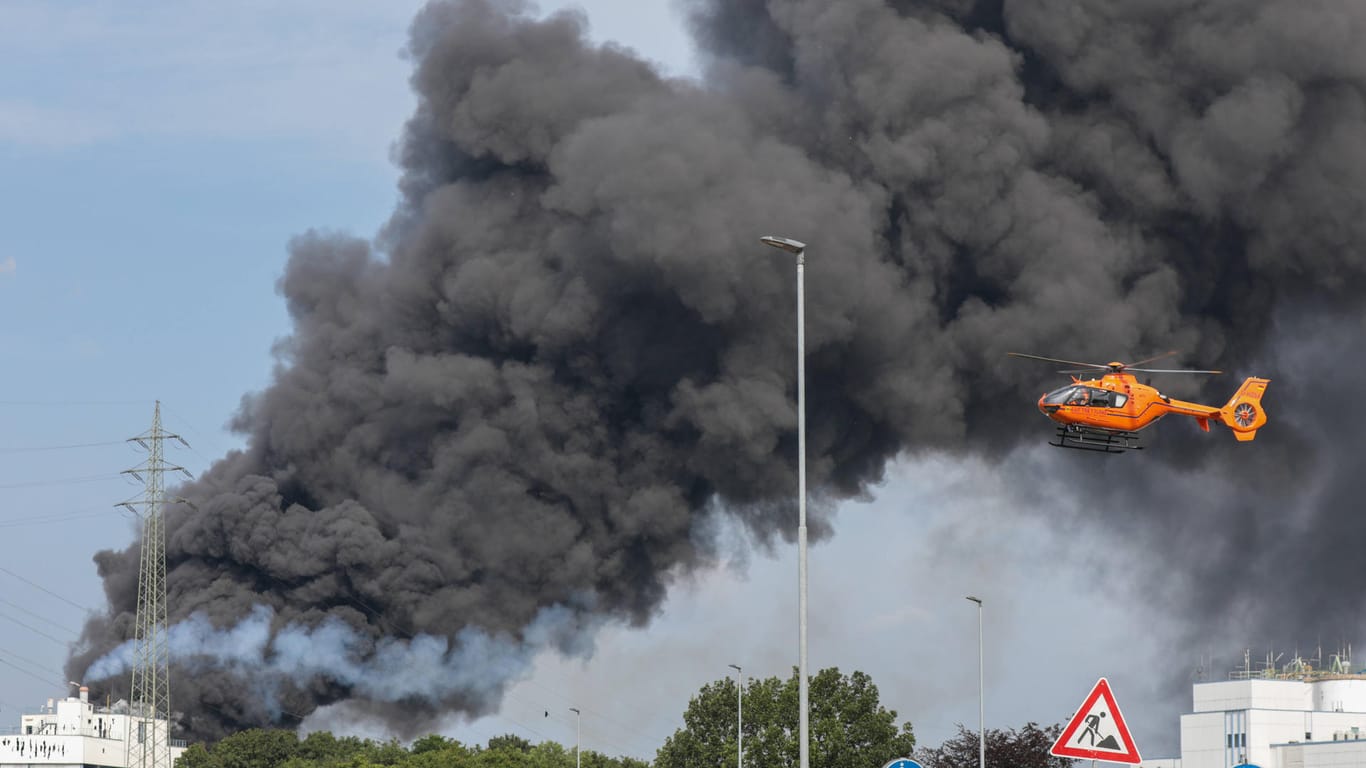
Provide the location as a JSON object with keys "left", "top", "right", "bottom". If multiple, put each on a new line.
{"left": 1140, "top": 649, "right": 1366, "bottom": 768}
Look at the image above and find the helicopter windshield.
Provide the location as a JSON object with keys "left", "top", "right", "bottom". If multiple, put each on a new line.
{"left": 1043, "top": 386, "right": 1078, "bottom": 405}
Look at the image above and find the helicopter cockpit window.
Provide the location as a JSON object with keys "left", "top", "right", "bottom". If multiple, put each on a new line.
{"left": 1044, "top": 386, "right": 1122, "bottom": 407}
{"left": 1066, "top": 388, "right": 1094, "bottom": 406}
{"left": 1043, "top": 386, "right": 1077, "bottom": 405}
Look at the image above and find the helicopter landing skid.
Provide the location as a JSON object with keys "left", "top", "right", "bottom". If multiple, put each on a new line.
{"left": 1051, "top": 425, "right": 1143, "bottom": 454}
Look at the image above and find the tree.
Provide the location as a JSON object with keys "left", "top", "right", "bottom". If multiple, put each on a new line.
{"left": 917, "top": 723, "right": 1069, "bottom": 768}
{"left": 400, "top": 738, "right": 474, "bottom": 768}
{"left": 367, "top": 739, "right": 411, "bottom": 766}
{"left": 486, "top": 735, "right": 534, "bottom": 753}
{"left": 176, "top": 743, "right": 213, "bottom": 768}
{"left": 297, "top": 731, "right": 372, "bottom": 765}
{"left": 210, "top": 729, "right": 300, "bottom": 768}
{"left": 175, "top": 728, "right": 645, "bottom": 768}
{"left": 655, "top": 668, "right": 915, "bottom": 768}
{"left": 411, "top": 735, "right": 458, "bottom": 755}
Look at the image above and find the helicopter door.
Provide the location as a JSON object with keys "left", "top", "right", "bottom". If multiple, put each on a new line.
{"left": 1089, "top": 388, "right": 1112, "bottom": 407}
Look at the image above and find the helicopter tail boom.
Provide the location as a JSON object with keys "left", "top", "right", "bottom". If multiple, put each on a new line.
{"left": 1218, "top": 377, "right": 1271, "bottom": 440}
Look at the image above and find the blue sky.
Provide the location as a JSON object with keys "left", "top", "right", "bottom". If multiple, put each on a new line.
{"left": 0, "top": 0, "right": 1185, "bottom": 760}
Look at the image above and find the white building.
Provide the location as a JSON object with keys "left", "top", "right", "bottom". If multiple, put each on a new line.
{"left": 0, "top": 686, "right": 187, "bottom": 768}
{"left": 1140, "top": 656, "right": 1366, "bottom": 768}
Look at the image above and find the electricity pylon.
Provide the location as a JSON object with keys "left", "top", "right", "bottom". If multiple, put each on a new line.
{"left": 118, "top": 401, "right": 190, "bottom": 768}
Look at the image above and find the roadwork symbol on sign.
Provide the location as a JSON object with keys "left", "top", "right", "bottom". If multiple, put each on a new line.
{"left": 1050, "top": 678, "right": 1142, "bottom": 764}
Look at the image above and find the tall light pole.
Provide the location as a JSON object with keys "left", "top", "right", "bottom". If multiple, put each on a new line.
{"left": 759, "top": 234, "right": 808, "bottom": 768}
{"left": 729, "top": 664, "right": 743, "bottom": 768}
{"left": 966, "top": 596, "right": 984, "bottom": 768}
{"left": 570, "top": 707, "right": 581, "bottom": 768}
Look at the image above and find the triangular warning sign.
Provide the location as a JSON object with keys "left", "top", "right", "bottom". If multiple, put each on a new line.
{"left": 1050, "top": 678, "right": 1142, "bottom": 764}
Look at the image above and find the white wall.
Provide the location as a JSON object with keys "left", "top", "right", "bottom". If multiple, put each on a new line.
{"left": 1276, "top": 739, "right": 1366, "bottom": 768}
{"left": 1181, "top": 712, "right": 1228, "bottom": 768}
{"left": 1310, "top": 681, "right": 1366, "bottom": 714}
{"left": 1194, "top": 680, "right": 1312, "bottom": 713}
{"left": 1248, "top": 709, "right": 1309, "bottom": 767}
{"left": 1298, "top": 712, "right": 1366, "bottom": 744}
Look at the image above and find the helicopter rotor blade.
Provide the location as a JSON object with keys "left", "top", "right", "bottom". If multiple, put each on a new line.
{"left": 1007, "top": 352, "right": 1109, "bottom": 370}
{"left": 1126, "top": 367, "right": 1223, "bottom": 375}
{"left": 1125, "top": 350, "right": 1179, "bottom": 368}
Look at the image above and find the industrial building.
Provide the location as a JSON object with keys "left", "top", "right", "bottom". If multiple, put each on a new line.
{"left": 1141, "top": 651, "right": 1366, "bottom": 768}
{"left": 0, "top": 686, "right": 186, "bottom": 768}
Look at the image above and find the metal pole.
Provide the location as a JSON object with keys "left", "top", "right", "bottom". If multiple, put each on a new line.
{"left": 729, "top": 664, "right": 743, "bottom": 768}
{"left": 570, "top": 707, "right": 580, "bottom": 768}
{"left": 967, "top": 596, "right": 984, "bottom": 768}
{"left": 796, "top": 249, "right": 809, "bottom": 768}
{"left": 758, "top": 235, "right": 809, "bottom": 768}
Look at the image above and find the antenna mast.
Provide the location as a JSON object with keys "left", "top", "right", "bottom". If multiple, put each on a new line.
{"left": 118, "top": 401, "right": 190, "bottom": 768}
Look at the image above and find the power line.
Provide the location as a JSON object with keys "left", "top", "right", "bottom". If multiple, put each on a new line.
{"left": 0, "top": 654, "right": 66, "bottom": 690}
{"left": 0, "top": 473, "right": 123, "bottom": 490}
{"left": 158, "top": 404, "right": 239, "bottom": 467}
{"left": 0, "top": 401, "right": 152, "bottom": 407}
{"left": 0, "top": 610, "right": 71, "bottom": 644}
{"left": 0, "top": 440, "right": 125, "bottom": 455}
{"left": 0, "top": 645, "right": 61, "bottom": 677}
{"left": 0, "top": 510, "right": 108, "bottom": 529}
{"left": 0, "top": 597, "right": 78, "bottom": 636}
{"left": 0, "top": 566, "right": 94, "bottom": 614}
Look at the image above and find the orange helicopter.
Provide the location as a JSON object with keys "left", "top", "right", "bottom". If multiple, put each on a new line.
{"left": 1009, "top": 352, "right": 1270, "bottom": 453}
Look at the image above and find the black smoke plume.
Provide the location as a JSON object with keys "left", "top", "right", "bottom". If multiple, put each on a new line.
{"left": 68, "top": 0, "right": 1366, "bottom": 740}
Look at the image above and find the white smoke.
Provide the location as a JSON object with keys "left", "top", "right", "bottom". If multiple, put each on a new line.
{"left": 87, "top": 603, "right": 601, "bottom": 708}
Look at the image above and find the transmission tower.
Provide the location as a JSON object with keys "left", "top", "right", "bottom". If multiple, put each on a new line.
{"left": 117, "top": 401, "right": 190, "bottom": 768}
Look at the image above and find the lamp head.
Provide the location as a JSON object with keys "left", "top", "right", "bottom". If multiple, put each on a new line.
{"left": 728, "top": 663, "right": 742, "bottom": 672}
{"left": 966, "top": 595, "right": 982, "bottom": 605}
{"left": 760, "top": 235, "right": 806, "bottom": 255}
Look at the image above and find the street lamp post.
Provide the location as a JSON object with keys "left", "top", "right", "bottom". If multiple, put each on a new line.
{"left": 570, "top": 707, "right": 581, "bottom": 768}
{"left": 966, "top": 596, "right": 984, "bottom": 768}
{"left": 759, "top": 235, "right": 808, "bottom": 768}
{"left": 729, "top": 664, "right": 743, "bottom": 768}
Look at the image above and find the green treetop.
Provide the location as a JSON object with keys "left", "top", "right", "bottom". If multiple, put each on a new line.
{"left": 655, "top": 668, "right": 915, "bottom": 768}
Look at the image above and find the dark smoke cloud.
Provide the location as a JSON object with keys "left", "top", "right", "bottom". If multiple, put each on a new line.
{"left": 68, "top": 0, "right": 1366, "bottom": 740}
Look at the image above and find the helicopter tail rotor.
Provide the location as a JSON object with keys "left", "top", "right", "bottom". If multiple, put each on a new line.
{"left": 1218, "top": 377, "right": 1271, "bottom": 441}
